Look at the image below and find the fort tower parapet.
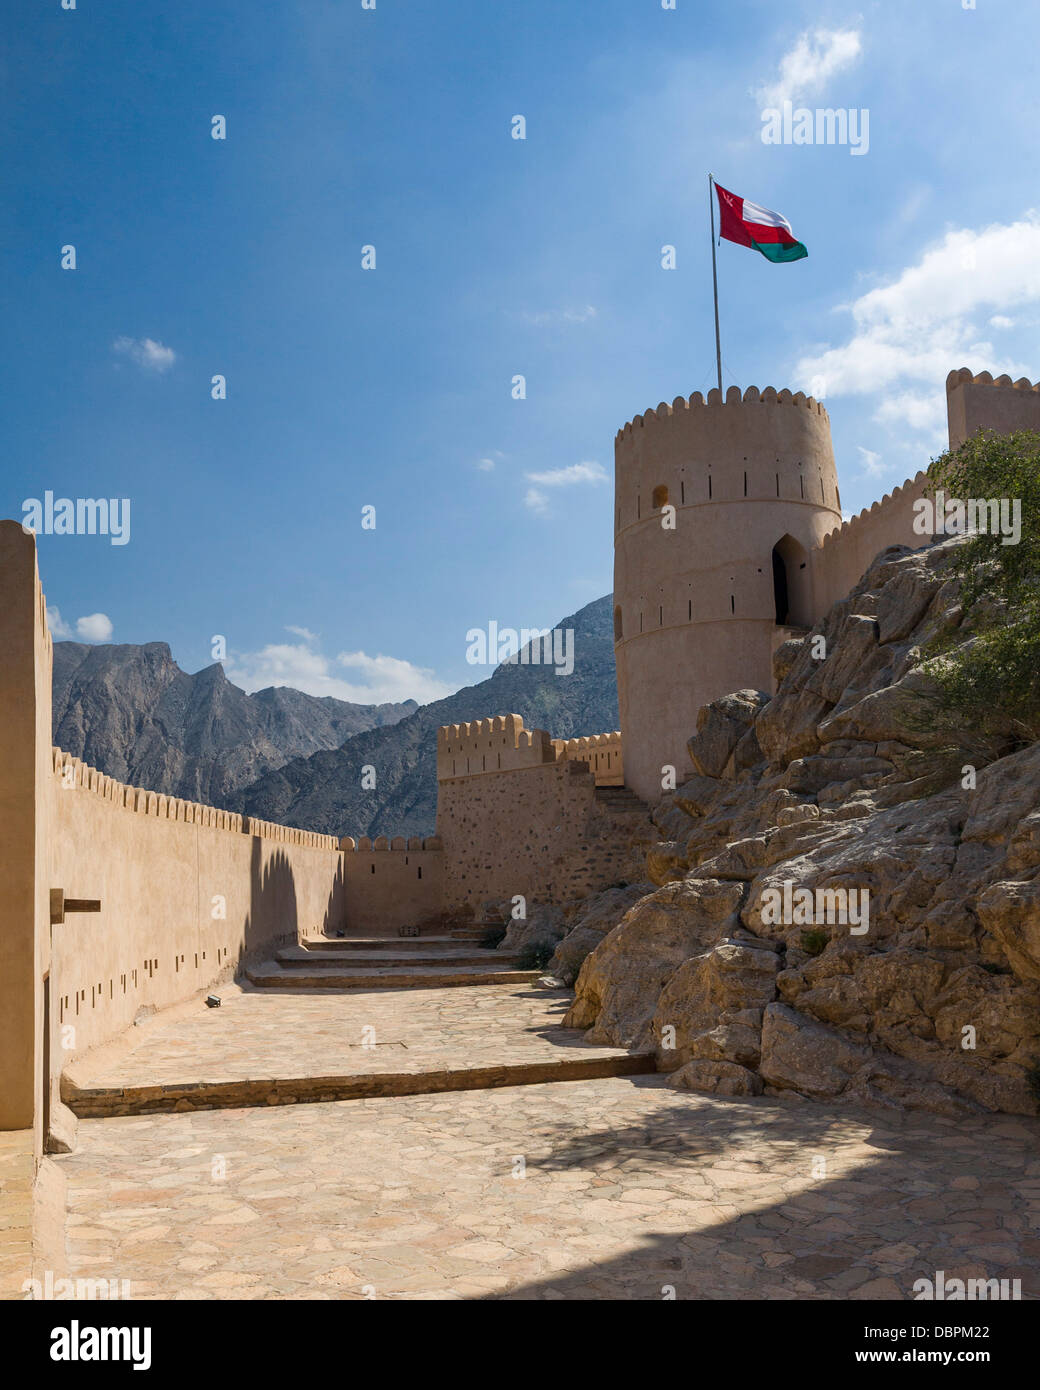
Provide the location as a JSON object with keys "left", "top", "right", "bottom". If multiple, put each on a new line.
{"left": 946, "top": 369, "right": 1040, "bottom": 451}
{"left": 613, "top": 385, "right": 840, "bottom": 801}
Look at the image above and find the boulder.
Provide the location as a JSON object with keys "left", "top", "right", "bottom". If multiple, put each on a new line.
{"left": 499, "top": 902, "right": 568, "bottom": 954}
{"left": 977, "top": 879, "right": 1040, "bottom": 982}
{"left": 653, "top": 938, "right": 780, "bottom": 1069}
{"left": 759, "top": 1003, "right": 871, "bottom": 1098}
{"left": 667, "top": 1059, "right": 763, "bottom": 1097}
{"left": 548, "top": 884, "right": 652, "bottom": 985}
{"left": 593, "top": 535, "right": 1040, "bottom": 1117}
{"left": 563, "top": 878, "right": 744, "bottom": 1049}
{"left": 687, "top": 690, "right": 770, "bottom": 778}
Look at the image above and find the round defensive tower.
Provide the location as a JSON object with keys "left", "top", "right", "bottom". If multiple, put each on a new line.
{"left": 613, "top": 384, "right": 841, "bottom": 803}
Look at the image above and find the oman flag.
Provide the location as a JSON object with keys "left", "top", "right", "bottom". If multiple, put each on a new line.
{"left": 714, "top": 180, "right": 807, "bottom": 263}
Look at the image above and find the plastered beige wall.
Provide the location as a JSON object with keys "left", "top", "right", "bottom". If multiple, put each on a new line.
{"left": 947, "top": 369, "right": 1040, "bottom": 450}
{"left": 810, "top": 471, "right": 931, "bottom": 619}
{"left": 0, "top": 522, "right": 349, "bottom": 1145}
{"left": 48, "top": 752, "right": 347, "bottom": 1062}
{"left": 437, "top": 715, "right": 556, "bottom": 779}
{"left": 338, "top": 837, "right": 444, "bottom": 934}
{"left": 0, "top": 524, "right": 51, "bottom": 1139}
{"left": 613, "top": 385, "right": 841, "bottom": 801}
{"left": 552, "top": 732, "right": 623, "bottom": 785}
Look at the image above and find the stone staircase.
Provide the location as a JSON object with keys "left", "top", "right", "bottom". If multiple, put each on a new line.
{"left": 594, "top": 784, "right": 650, "bottom": 818}
{"left": 246, "top": 931, "right": 538, "bottom": 990}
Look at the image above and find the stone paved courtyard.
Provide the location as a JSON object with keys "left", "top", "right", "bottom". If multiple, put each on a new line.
{"left": 68, "top": 984, "right": 631, "bottom": 1088}
{"left": 62, "top": 984, "right": 651, "bottom": 1115}
{"left": 58, "top": 1071, "right": 1040, "bottom": 1300}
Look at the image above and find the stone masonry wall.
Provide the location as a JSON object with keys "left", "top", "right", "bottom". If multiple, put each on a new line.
{"left": 437, "top": 759, "right": 640, "bottom": 911}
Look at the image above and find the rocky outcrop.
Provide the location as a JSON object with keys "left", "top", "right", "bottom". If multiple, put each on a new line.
{"left": 561, "top": 537, "right": 1040, "bottom": 1116}
{"left": 548, "top": 884, "right": 652, "bottom": 984}
{"left": 499, "top": 903, "right": 570, "bottom": 955}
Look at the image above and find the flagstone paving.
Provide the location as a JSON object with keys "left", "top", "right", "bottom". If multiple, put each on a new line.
{"left": 62, "top": 984, "right": 653, "bottom": 1116}
{"left": 57, "top": 1075, "right": 1040, "bottom": 1300}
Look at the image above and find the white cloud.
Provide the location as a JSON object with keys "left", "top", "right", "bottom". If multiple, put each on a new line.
{"left": 335, "top": 651, "right": 452, "bottom": 704}
{"left": 47, "top": 606, "right": 72, "bottom": 639}
{"left": 224, "top": 630, "right": 451, "bottom": 705}
{"left": 519, "top": 306, "right": 597, "bottom": 326}
{"left": 795, "top": 214, "right": 1040, "bottom": 436}
{"left": 76, "top": 613, "right": 114, "bottom": 643}
{"left": 48, "top": 607, "right": 114, "bottom": 642}
{"left": 476, "top": 450, "right": 503, "bottom": 472}
{"left": 112, "top": 336, "right": 177, "bottom": 373}
{"left": 990, "top": 314, "right": 1015, "bottom": 329}
{"left": 856, "top": 446, "right": 886, "bottom": 479}
{"left": 873, "top": 391, "right": 947, "bottom": 437}
{"left": 523, "top": 461, "right": 607, "bottom": 515}
{"left": 755, "top": 27, "right": 862, "bottom": 109}
{"left": 525, "top": 461, "right": 608, "bottom": 488}
{"left": 285, "top": 625, "right": 318, "bottom": 642}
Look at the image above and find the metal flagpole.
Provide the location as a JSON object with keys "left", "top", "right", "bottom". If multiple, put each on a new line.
{"left": 708, "top": 173, "right": 722, "bottom": 394}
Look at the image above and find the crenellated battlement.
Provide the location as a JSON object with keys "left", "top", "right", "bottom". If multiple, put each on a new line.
{"left": 51, "top": 747, "right": 338, "bottom": 848}
{"left": 552, "top": 731, "right": 624, "bottom": 785}
{"left": 810, "top": 469, "right": 931, "bottom": 617}
{"left": 613, "top": 381, "right": 840, "bottom": 542}
{"left": 437, "top": 713, "right": 557, "bottom": 780}
{"left": 616, "top": 384, "right": 829, "bottom": 441}
{"left": 947, "top": 368, "right": 1040, "bottom": 394}
{"left": 947, "top": 367, "right": 1040, "bottom": 450}
{"left": 816, "top": 471, "right": 930, "bottom": 555}
{"left": 340, "top": 835, "right": 442, "bottom": 851}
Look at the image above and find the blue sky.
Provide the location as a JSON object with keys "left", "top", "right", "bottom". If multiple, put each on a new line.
{"left": 5, "top": 0, "right": 1039, "bottom": 703}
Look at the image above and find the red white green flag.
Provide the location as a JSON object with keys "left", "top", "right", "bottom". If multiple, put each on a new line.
{"left": 713, "top": 180, "right": 808, "bottom": 263}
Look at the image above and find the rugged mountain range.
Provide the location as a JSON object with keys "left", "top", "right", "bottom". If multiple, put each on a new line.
{"left": 235, "top": 594, "right": 620, "bottom": 838}
{"left": 51, "top": 593, "right": 620, "bottom": 837}
{"left": 51, "top": 641, "right": 417, "bottom": 807}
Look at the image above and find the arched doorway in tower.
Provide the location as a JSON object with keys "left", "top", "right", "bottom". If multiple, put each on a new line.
{"left": 771, "top": 534, "right": 812, "bottom": 627}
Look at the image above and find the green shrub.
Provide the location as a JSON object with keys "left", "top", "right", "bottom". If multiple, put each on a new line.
{"left": 800, "top": 929, "right": 829, "bottom": 957}
{"left": 919, "top": 430, "right": 1040, "bottom": 742}
{"left": 1026, "top": 1063, "right": 1040, "bottom": 1111}
{"left": 516, "top": 941, "right": 555, "bottom": 970}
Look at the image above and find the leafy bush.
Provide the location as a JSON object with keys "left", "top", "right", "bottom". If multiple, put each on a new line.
{"left": 1026, "top": 1062, "right": 1040, "bottom": 1111}
{"left": 919, "top": 429, "right": 1040, "bottom": 741}
{"left": 516, "top": 941, "right": 555, "bottom": 970}
{"left": 800, "top": 929, "right": 829, "bottom": 957}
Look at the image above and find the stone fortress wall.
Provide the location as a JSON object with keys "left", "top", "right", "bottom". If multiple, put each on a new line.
{"left": 435, "top": 718, "right": 638, "bottom": 912}
{"left": 946, "top": 368, "right": 1040, "bottom": 451}
{"left": 809, "top": 471, "right": 931, "bottom": 618}
{"left": 338, "top": 835, "right": 444, "bottom": 934}
{"left": 48, "top": 748, "right": 344, "bottom": 1063}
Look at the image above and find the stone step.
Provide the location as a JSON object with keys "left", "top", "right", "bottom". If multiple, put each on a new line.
{"left": 302, "top": 935, "right": 463, "bottom": 952}
{"left": 595, "top": 790, "right": 647, "bottom": 810}
{"left": 63, "top": 1050, "right": 656, "bottom": 1119}
{"left": 276, "top": 946, "right": 518, "bottom": 968}
{"left": 246, "top": 963, "right": 541, "bottom": 990}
